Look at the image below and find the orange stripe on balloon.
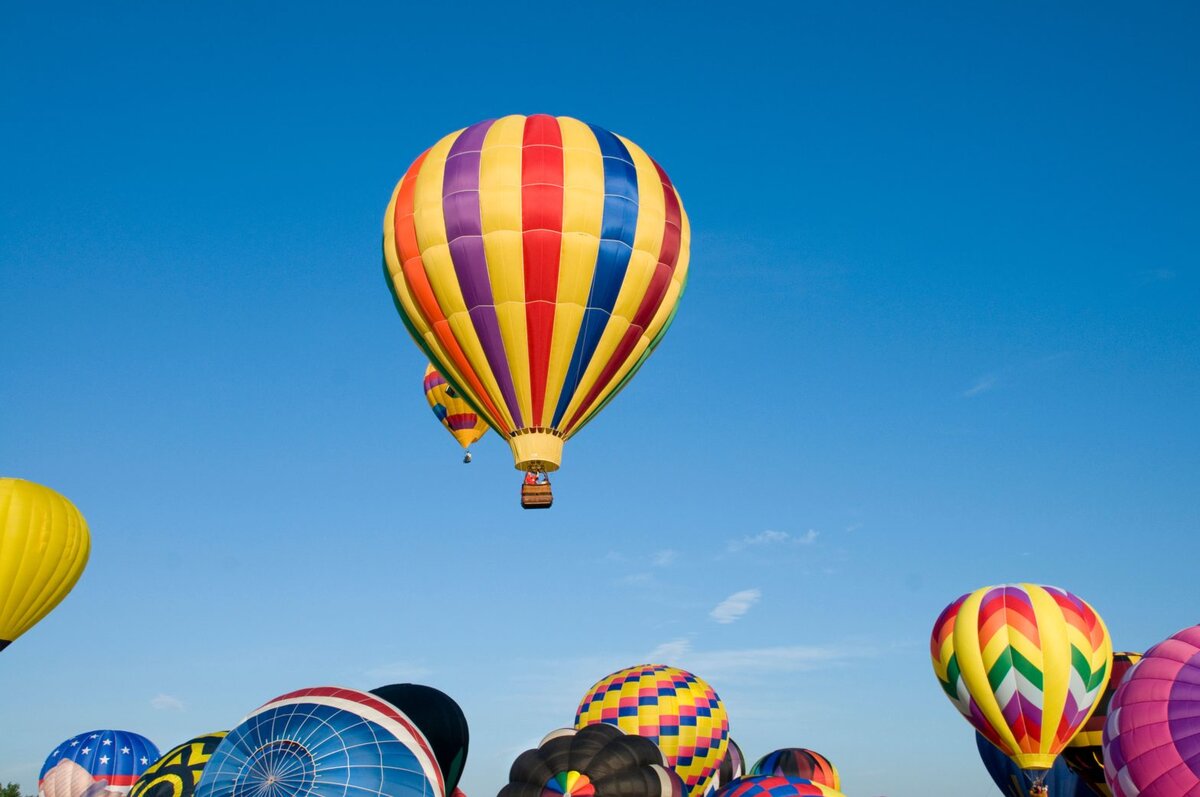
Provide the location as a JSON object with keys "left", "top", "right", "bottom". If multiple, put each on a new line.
{"left": 394, "top": 150, "right": 511, "bottom": 433}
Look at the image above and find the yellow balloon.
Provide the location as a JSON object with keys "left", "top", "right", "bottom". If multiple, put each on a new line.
{"left": 0, "top": 478, "right": 90, "bottom": 650}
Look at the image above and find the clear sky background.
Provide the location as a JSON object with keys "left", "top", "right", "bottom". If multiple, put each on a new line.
{"left": 2, "top": 3, "right": 1197, "bottom": 796}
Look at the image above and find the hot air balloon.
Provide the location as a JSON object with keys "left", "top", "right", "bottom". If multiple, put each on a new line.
{"left": 195, "top": 687, "right": 443, "bottom": 797}
{"left": 371, "top": 683, "right": 469, "bottom": 796}
{"left": 423, "top": 364, "right": 489, "bottom": 463}
{"left": 1, "top": 478, "right": 90, "bottom": 650}
{"left": 975, "top": 733, "right": 1090, "bottom": 797}
{"left": 575, "top": 664, "right": 727, "bottom": 797}
{"left": 499, "top": 724, "right": 685, "bottom": 797}
{"left": 1059, "top": 652, "right": 1141, "bottom": 796}
{"left": 382, "top": 114, "right": 690, "bottom": 506}
{"left": 750, "top": 749, "right": 839, "bottom": 791}
{"left": 128, "top": 733, "right": 227, "bottom": 797}
{"left": 1102, "top": 626, "right": 1200, "bottom": 796}
{"left": 40, "top": 731, "right": 160, "bottom": 797}
{"left": 715, "top": 775, "right": 845, "bottom": 797}
{"left": 707, "top": 738, "right": 745, "bottom": 797}
{"left": 931, "top": 584, "right": 1112, "bottom": 796}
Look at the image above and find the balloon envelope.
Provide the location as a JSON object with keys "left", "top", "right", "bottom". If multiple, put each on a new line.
{"left": 575, "top": 664, "right": 727, "bottom": 797}
{"left": 129, "top": 733, "right": 228, "bottom": 797}
{"left": 716, "top": 775, "right": 845, "bottom": 797}
{"left": 195, "top": 686, "right": 444, "bottom": 797}
{"left": 40, "top": 731, "right": 160, "bottom": 797}
{"left": 975, "top": 733, "right": 1090, "bottom": 797}
{"left": 1, "top": 477, "right": 90, "bottom": 650}
{"left": 383, "top": 114, "right": 690, "bottom": 473}
{"left": 1061, "top": 653, "right": 1141, "bottom": 796}
{"left": 707, "top": 738, "right": 744, "bottom": 797}
{"left": 423, "top": 364, "right": 488, "bottom": 451}
{"left": 749, "top": 749, "right": 839, "bottom": 791}
{"left": 371, "top": 683, "right": 469, "bottom": 796}
{"left": 499, "top": 724, "right": 684, "bottom": 797}
{"left": 1102, "top": 626, "right": 1200, "bottom": 796}
{"left": 931, "top": 583, "right": 1113, "bottom": 772}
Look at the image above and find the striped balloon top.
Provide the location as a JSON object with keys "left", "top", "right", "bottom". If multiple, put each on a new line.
{"left": 383, "top": 115, "right": 690, "bottom": 443}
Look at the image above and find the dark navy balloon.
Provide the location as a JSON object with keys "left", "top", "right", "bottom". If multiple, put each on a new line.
{"left": 975, "top": 733, "right": 1092, "bottom": 797}
{"left": 371, "top": 683, "right": 469, "bottom": 796}
{"left": 40, "top": 731, "right": 160, "bottom": 797}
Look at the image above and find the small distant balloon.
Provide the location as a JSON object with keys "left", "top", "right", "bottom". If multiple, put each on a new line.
{"left": 423, "top": 364, "right": 488, "bottom": 458}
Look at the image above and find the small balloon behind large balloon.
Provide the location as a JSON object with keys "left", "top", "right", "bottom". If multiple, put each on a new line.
{"left": 1102, "top": 626, "right": 1200, "bottom": 797}
{"left": 715, "top": 775, "right": 845, "bottom": 797}
{"left": 423, "top": 364, "right": 488, "bottom": 460}
{"left": 1060, "top": 652, "right": 1141, "bottom": 796}
{"left": 499, "top": 724, "right": 684, "bottom": 797}
{"left": 975, "top": 733, "right": 1090, "bottom": 797}
{"left": 1, "top": 477, "right": 90, "bottom": 651}
{"left": 749, "top": 749, "right": 839, "bottom": 791}
{"left": 371, "top": 683, "right": 469, "bottom": 796}
{"left": 575, "top": 664, "right": 728, "bottom": 797}
{"left": 40, "top": 731, "right": 160, "bottom": 797}
{"left": 195, "top": 686, "right": 444, "bottom": 797}
{"left": 128, "top": 733, "right": 227, "bottom": 797}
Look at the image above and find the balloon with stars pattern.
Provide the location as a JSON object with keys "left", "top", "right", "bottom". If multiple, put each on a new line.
{"left": 714, "top": 775, "right": 846, "bottom": 797}
{"left": 575, "top": 664, "right": 728, "bottom": 797}
{"left": 499, "top": 724, "right": 684, "bottom": 797}
{"left": 194, "top": 686, "right": 444, "bottom": 797}
{"left": 40, "top": 731, "right": 160, "bottom": 797}
{"left": 129, "top": 733, "right": 228, "bottom": 797}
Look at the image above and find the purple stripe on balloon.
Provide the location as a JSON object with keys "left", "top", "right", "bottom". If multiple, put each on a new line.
{"left": 1000, "top": 690, "right": 1044, "bottom": 732}
{"left": 1169, "top": 649, "right": 1200, "bottom": 778}
{"left": 442, "top": 119, "right": 524, "bottom": 426}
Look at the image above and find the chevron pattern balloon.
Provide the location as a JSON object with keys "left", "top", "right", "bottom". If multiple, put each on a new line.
{"left": 930, "top": 583, "right": 1112, "bottom": 773}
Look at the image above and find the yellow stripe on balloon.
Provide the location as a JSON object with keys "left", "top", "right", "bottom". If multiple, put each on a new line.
{"left": 540, "top": 116, "right": 603, "bottom": 427}
{"left": 952, "top": 588, "right": 1024, "bottom": 758}
{"left": 413, "top": 129, "right": 516, "bottom": 431}
{"left": 478, "top": 115, "right": 532, "bottom": 424}
{"left": 1028, "top": 586, "right": 1070, "bottom": 759}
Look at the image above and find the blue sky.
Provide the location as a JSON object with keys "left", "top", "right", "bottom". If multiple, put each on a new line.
{"left": 2, "top": 2, "right": 1197, "bottom": 796}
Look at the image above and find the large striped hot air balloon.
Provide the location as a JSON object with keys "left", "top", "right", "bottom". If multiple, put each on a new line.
{"left": 930, "top": 584, "right": 1112, "bottom": 792}
{"left": 383, "top": 115, "right": 689, "bottom": 477}
{"left": 1, "top": 478, "right": 90, "bottom": 651}
{"left": 575, "top": 664, "right": 727, "bottom": 797}
{"left": 1102, "top": 626, "right": 1200, "bottom": 797}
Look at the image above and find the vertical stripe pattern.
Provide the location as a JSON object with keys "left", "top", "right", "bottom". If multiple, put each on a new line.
{"left": 383, "top": 115, "right": 688, "bottom": 469}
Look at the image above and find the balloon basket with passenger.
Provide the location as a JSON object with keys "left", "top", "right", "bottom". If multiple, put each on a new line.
{"left": 521, "top": 471, "right": 552, "bottom": 509}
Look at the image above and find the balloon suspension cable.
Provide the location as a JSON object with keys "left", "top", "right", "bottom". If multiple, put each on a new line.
{"left": 1026, "top": 771, "right": 1048, "bottom": 797}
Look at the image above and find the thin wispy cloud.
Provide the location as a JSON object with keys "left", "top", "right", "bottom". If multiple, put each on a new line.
{"left": 710, "top": 588, "right": 762, "bottom": 624}
{"left": 648, "top": 638, "right": 692, "bottom": 661}
{"left": 151, "top": 693, "right": 184, "bottom": 711}
{"left": 1140, "top": 268, "right": 1176, "bottom": 282}
{"left": 961, "top": 374, "right": 998, "bottom": 398}
{"left": 653, "top": 549, "right": 677, "bottom": 566}
{"left": 728, "top": 529, "right": 818, "bottom": 552}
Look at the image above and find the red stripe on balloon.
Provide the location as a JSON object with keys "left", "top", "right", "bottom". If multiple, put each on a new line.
{"left": 562, "top": 160, "right": 683, "bottom": 432}
{"left": 393, "top": 149, "right": 511, "bottom": 433}
{"left": 521, "top": 114, "right": 564, "bottom": 425}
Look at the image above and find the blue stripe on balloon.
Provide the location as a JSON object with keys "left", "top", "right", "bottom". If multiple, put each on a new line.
{"left": 551, "top": 125, "right": 639, "bottom": 427}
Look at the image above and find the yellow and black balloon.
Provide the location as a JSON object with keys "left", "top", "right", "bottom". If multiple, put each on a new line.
{"left": 0, "top": 477, "right": 90, "bottom": 651}
{"left": 129, "top": 733, "right": 228, "bottom": 797}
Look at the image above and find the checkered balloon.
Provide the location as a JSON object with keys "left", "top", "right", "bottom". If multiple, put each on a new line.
{"left": 575, "top": 664, "right": 728, "bottom": 797}
{"left": 715, "top": 776, "right": 845, "bottom": 797}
